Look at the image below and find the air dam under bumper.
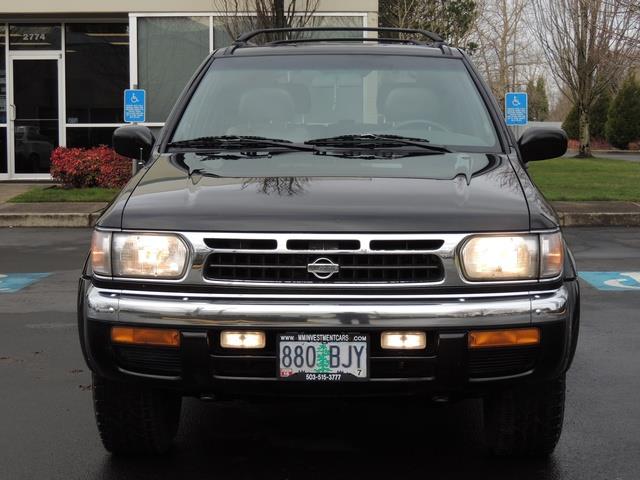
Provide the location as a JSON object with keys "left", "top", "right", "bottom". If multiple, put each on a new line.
{"left": 79, "top": 279, "right": 578, "bottom": 397}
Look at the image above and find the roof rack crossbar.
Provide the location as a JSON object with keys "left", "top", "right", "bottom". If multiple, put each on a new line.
{"left": 234, "top": 27, "right": 445, "bottom": 45}
{"left": 266, "top": 37, "right": 426, "bottom": 46}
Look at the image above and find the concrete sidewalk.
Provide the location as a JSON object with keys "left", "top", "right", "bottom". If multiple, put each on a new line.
{"left": 0, "top": 198, "right": 640, "bottom": 227}
{"left": 0, "top": 183, "right": 46, "bottom": 203}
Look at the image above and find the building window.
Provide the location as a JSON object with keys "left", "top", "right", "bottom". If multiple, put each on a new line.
{"left": 134, "top": 14, "right": 366, "bottom": 125}
{"left": 66, "top": 127, "right": 117, "bottom": 149}
{"left": 302, "top": 15, "right": 364, "bottom": 34}
{"left": 137, "top": 17, "right": 210, "bottom": 123}
{"left": 0, "top": 25, "right": 6, "bottom": 174}
{"left": 65, "top": 23, "right": 129, "bottom": 124}
{"left": 0, "top": 127, "right": 6, "bottom": 174}
{"left": 0, "top": 26, "right": 5, "bottom": 125}
{"left": 9, "top": 24, "right": 62, "bottom": 50}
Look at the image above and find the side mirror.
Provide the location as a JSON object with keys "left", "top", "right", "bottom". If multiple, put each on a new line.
{"left": 517, "top": 127, "right": 568, "bottom": 162}
{"left": 113, "top": 125, "right": 155, "bottom": 161}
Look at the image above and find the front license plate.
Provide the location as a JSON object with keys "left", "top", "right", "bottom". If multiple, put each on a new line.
{"left": 278, "top": 333, "right": 368, "bottom": 381}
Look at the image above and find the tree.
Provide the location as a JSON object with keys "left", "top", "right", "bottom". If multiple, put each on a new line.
{"left": 562, "top": 104, "right": 580, "bottom": 139}
{"left": 561, "top": 90, "right": 612, "bottom": 140}
{"left": 379, "top": 0, "right": 478, "bottom": 45}
{"left": 315, "top": 343, "right": 331, "bottom": 373}
{"left": 531, "top": 0, "right": 640, "bottom": 157}
{"left": 605, "top": 75, "right": 640, "bottom": 149}
{"left": 589, "top": 91, "right": 611, "bottom": 140}
{"left": 214, "top": 0, "right": 319, "bottom": 40}
{"left": 527, "top": 76, "right": 550, "bottom": 121}
{"left": 470, "top": 0, "right": 544, "bottom": 108}
{"left": 548, "top": 88, "right": 573, "bottom": 121}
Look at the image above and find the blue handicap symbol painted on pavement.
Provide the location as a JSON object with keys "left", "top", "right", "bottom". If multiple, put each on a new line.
{"left": 0, "top": 273, "right": 51, "bottom": 293}
{"left": 579, "top": 271, "right": 640, "bottom": 291}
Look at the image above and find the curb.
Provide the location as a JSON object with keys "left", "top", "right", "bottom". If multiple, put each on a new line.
{"left": 0, "top": 212, "right": 101, "bottom": 228}
{"left": 567, "top": 149, "right": 640, "bottom": 155}
{"left": 558, "top": 212, "right": 640, "bottom": 227}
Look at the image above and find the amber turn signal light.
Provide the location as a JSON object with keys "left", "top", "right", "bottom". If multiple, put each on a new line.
{"left": 468, "top": 328, "right": 540, "bottom": 349}
{"left": 111, "top": 327, "right": 180, "bottom": 347}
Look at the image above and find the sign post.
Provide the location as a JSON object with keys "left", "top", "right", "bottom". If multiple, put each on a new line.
{"left": 123, "top": 89, "right": 146, "bottom": 174}
{"left": 505, "top": 92, "right": 528, "bottom": 138}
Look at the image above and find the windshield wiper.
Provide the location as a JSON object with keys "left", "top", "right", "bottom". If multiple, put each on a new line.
{"left": 167, "top": 135, "right": 316, "bottom": 152}
{"left": 306, "top": 134, "right": 452, "bottom": 153}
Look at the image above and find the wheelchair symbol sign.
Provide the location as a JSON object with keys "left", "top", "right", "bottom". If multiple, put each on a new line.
{"left": 505, "top": 92, "right": 528, "bottom": 126}
{"left": 579, "top": 271, "right": 640, "bottom": 291}
{"left": 124, "top": 89, "right": 146, "bottom": 123}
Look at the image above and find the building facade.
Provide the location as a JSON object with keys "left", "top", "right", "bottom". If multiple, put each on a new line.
{"left": 0, "top": 0, "right": 378, "bottom": 180}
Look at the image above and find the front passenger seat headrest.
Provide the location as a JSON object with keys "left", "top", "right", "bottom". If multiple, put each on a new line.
{"left": 238, "top": 88, "right": 295, "bottom": 123}
{"left": 382, "top": 87, "right": 440, "bottom": 122}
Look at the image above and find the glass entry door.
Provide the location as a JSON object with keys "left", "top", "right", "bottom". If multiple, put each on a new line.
{"left": 9, "top": 55, "right": 62, "bottom": 176}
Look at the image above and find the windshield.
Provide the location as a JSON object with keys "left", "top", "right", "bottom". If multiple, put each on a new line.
{"left": 170, "top": 55, "right": 499, "bottom": 151}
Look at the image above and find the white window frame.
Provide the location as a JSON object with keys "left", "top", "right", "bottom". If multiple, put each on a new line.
{"left": 3, "top": 23, "right": 65, "bottom": 180}
{"left": 0, "top": 19, "right": 129, "bottom": 180}
{"left": 128, "top": 11, "right": 368, "bottom": 128}
{"left": 0, "top": 24, "right": 7, "bottom": 180}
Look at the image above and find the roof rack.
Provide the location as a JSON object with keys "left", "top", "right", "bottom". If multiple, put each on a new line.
{"left": 234, "top": 27, "right": 445, "bottom": 46}
{"left": 268, "top": 37, "right": 429, "bottom": 46}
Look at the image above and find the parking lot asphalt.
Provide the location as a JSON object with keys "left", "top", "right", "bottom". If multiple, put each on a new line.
{"left": 1, "top": 227, "right": 639, "bottom": 480}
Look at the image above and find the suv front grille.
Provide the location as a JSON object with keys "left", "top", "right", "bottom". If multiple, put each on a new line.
{"left": 203, "top": 252, "right": 444, "bottom": 284}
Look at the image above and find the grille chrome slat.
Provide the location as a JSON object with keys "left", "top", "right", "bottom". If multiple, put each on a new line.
{"left": 209, "top": 264, "right": 308, "bottom": 269}
{"left": 341, "top": 265, "right": 441, "bottom": 270}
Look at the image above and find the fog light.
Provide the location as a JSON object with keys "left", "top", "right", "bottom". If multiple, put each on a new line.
{"left": 220, "top": 330, "right": 266, "bottom": 349}
{"left": 468, "top": 328, "right": 540, "bottom": 349}
{"left": 381, "top": 331, "right": 426, "bottom": 350}
{"left": 111, "top": 327, "right": 180, "bottom": 347}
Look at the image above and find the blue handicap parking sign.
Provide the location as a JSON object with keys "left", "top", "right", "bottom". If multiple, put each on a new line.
{"left": 124, "top": 89, "right": 146, "bottom": 123}
{"left": 0, "top": 273, "right": 51, "bottom": 293}
{"left": 505, "top": 92, "right": 528, "bottom": 126}
{"left": 579, "top": 271, "right": 640, "bottom": 291}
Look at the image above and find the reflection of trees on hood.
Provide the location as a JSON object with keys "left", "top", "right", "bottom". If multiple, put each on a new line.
{"left": 484, "top": 162, "right": 522, "bottom": 193}
{"left": 242, "top": 177, "right": 310, "bottom": 196}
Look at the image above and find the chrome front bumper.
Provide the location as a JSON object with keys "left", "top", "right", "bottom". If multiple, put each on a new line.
{"left": 80, "top": 279, "right": 577, "bottom": 394}
{"left": 84, "top": 283, "right": 570, "bottom": 328}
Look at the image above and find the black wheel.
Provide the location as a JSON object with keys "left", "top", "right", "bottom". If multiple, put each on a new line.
{"left": 483, "top": 376, "right": 566, "bottom": 457}
{"left": 92, "top": 373, "right": 182, "bottom": 455}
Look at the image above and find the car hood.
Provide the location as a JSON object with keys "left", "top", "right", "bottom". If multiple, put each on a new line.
{"left": 112, "top": 153, "right": 532, "bottom": 233}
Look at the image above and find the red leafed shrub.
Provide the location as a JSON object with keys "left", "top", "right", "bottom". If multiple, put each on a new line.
{"left": 51, "top": 145, "right": 131, "bottom": 188}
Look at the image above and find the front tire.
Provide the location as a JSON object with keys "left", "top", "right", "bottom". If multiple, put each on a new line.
{"left": 483, "top": 376, "right": 566, "bottom": 457}
{"left": 92, "top": 374, "right": 182, "bottom": 455}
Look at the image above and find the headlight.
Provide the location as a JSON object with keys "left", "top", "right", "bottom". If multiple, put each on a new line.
{"left": 91, "top": 231, "right": 189, "bottom": 279}
{"left": 113, "top": 233, "right": 188, "bottom": 278}
{"left": 460, "top": 232, "right": 563, "bottom": 281}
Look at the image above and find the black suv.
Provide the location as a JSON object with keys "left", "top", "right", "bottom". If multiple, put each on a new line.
{"left": 78, "top": 27, "right": 579, "bottom": 457}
